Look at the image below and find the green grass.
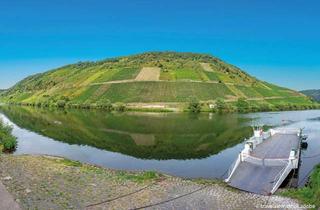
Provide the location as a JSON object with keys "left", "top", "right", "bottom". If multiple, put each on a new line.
{"left": 72, "top": 85, "right": 101, "bottom": 103}
{"left": 92, "top": 69, "right": 119, "bottom": 83}
{"left": 92, "top": 67, "right": 140, "bottom": 83}
{"left": 226, "top": 85, "right": 246, "bottom": 97}
{"left": 266, "top": 97, "right": 313, "bottom": 105}
{"left": 49, "top": 155, "right": 160, "bottom": 182}
{"left": 215, "top": 72, "right": 234, "bottom": 83}
{"left": 98, "top": 81, "right": 235, "bottom": 102}
{"left": 116, "top": 171, "right": 160, "bottom": 183}
{"left": 159, "top": 70, "right": 176, "bottom": 80}
{"left": 281, "top": 164, "right": 320, "bottom": 208}
{"left": 175, "top": 68, "right": 202, "bottom": 81}
{"left": 264, "top": 82, "right": 299, "bottom": 97}
{"left": 14, "top": 92, "right": 35, "bottom": 102}
{"left": 109, "top": 67, "right": 140, "bottom": 81}
{"left": 204, "top": 71, "right": 220, "bottom": 81}
{"left": 57, "top": 158, "right": 83, "bottom": 167}
{"left": 235, "top": 85, "right": 262, "bottom": 98}
{"left": 197, "top": 69, "right": 210, "bottom": 81}
{"left": 253, "top": 84, "right": 281, "bottom": 97}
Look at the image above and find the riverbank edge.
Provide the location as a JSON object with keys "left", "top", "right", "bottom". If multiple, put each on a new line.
{"left": 1, "top": 153, "right": 226, "bottom": 185}
{"left": 279, "top": 164, "right": 320, "bottom": 208}
{"left": 1, "top": 102, "right": 320, "bottom": 114}
{"left": 0, "top": 154, "right": 305, "bottom": 209}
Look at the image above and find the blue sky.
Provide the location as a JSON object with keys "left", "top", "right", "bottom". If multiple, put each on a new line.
{"left": 1, "top": 0, "right": 320, "bottom": 90}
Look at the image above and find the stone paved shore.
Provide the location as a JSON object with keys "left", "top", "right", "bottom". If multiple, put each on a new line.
{"left": 0, "top": 155, "right": 301, "bottom": 210}
{"left": 0, "top": 181, "right": 21, "bottom": 210}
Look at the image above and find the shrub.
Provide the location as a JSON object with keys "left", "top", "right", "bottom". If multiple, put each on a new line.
{"left": 249, "top": 104, "right": 260, "bottom": 112}
{"left": 97, "top": 99, "right": 113, "bottom": 111}
{"left": 258, "top": 103, "right": 273, "bottom": 112}
{"left": 188, "top": 97, "right": 201, "bottom": 113}
{"left": 80, "top": 103, "right": 91, "bottom": 109}
{"left": 2, "top": 135, "right": 17, "bottom": 152}
{"left": 275, "top": 103, "right": 288, "bottom": 111}
{"left": 68, "top": 103, "right": 80, "bottom": 109}
{"left": 35, "top": 102, "right": 42, "bottom": 107}
{"left": 57, "top": 100, "right": 66, "bottom": 108}
{"left": 60, "top": 96, "right": 70, "bottom": 102}
{"left": 215, "top": 98, "right": 227, "bottom": 113}
{"left": 0, "top": 121, "right": 12, "bottom": 137}
{"left": 236, "top": 98, "right": 249, "bottom": 113}
{"left": 0, "top": 121, "right": 17, "bottom": 153}
{"left": 115, "top": 102, "right": 126, "bottom": 112}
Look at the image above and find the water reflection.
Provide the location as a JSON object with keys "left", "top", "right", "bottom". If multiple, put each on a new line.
{"left": 0, "top": 106, "right": 252, "bottom": 160}
{"left": 0, "top": 106, "right": 320, "bottom": 182}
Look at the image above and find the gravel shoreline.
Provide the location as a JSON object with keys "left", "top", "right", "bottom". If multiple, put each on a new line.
{"left": 0, "top": 155, "right": 301, "bottom": 210}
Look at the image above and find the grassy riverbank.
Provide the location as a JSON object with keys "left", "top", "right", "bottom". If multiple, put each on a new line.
{"left": 0, "top": 155, "right": 300, "bottom": 209}
{"left": 0, "top": 120, "right": 17, "bottom": 153}
{"left": 281, "top": 164, "right": 320, "bottom": 208}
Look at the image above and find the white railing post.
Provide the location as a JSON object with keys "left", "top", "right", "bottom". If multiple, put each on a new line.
{"left": 225, "top": 153, "right": 242, "bottom": 182}
{"left": 270, "top": 160, "right": 292, "bottom": 194}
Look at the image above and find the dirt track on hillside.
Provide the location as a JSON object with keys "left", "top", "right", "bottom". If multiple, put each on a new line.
{"left": 135, "top": 67, "right": 161, "bottom": 81}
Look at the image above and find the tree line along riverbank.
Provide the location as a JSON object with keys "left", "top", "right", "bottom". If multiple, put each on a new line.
{"left": 4, "top": 96, "right": 320, "bottom": 114}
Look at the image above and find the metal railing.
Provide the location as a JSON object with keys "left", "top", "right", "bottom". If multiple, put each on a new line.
{"left": 263, "top": 158, "right": 289, "bottom": 167}
{"left": 274, "top": 128, "right": 300, "bottom": 135}
{"left": 270, "top": 162, "right": 293, "bottom": 194}
{"left": 262, "top": 131, "right": 271, "bottom": 139}
{"left": 242, "top": 154, "right": 289, "bottom": 167}
{"left": 225, "top": 153, "right": 241, "bottom": 182}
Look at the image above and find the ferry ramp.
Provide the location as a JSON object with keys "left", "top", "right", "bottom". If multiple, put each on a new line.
{"left": 226, "top": 132, "right": 301, "bottom": 195}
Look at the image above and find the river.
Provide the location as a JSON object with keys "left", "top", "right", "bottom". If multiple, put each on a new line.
{"left": 0, "top": 106, "right": 319, "bottom": 186}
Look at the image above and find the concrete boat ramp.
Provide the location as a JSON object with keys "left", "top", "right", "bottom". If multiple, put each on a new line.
{"left": 225, "top": 128, "right": 302, "bottom": 195}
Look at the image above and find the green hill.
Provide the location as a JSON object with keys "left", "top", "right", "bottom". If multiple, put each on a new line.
{"left": 0, "top": 89, "right": 7, "bottom": 100}
{"left": 300, "top": 89, "right": 320, "bottom": 102}
{"left": 0, "top": 52, "right": 316, "bottom": 111}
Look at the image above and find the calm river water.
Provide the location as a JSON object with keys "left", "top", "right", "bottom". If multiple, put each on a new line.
{"left": 0, "top": 106, "right": 320, "bottom": 186}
